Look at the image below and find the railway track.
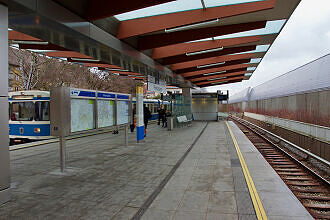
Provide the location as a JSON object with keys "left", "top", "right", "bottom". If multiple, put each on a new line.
{"left": 230, "top": 116, "right": 330, "bottom": 220}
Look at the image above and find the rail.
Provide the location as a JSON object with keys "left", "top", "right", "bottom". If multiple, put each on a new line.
{"left": 230, "top": 115, "right": 330, "bottom": 184}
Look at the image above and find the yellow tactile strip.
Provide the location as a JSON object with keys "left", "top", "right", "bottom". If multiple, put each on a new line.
{"left": 225, "top": 121, "right": 268, "bottom": 220}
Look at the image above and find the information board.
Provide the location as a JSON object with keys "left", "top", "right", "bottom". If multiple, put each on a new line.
{"left": 71, "top": 98, "right": 95, "bottom": 132}
{"left": 97, "top": 100, "right": 114, "bottom": 128}
{"left": 117, "top": 100, "right": 129, "bottom": 125}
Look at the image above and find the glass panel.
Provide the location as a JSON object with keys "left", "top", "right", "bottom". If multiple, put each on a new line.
{"left": 10, "top": 102, "right": 35, "bottom": 121}
{"left": 250, "top": 58, "right": 262, "bottom": 63}
{"left": 71, "top": 99, "right": 95, "bottom": 132}
{"left": 35, "top": 101, "right": 50, "bottom": 121}
{"left": 97, "top": 100, "right": 114, "bottom": 128}
{"left": 117, "top": 101, "right": 129, "bottom": 125}
{"left": 189, "top": 20, "right": 286, "bottom": 43}
{"left": 115, "top": 0, "right": 265, "bottom": 21}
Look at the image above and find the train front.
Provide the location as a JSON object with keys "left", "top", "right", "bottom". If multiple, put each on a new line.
{"left": 9, "top": 90, "right": 51, "bottom": 145}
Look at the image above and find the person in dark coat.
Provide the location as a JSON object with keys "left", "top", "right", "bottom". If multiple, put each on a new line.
{"left": 144, "top": 105, "right": 152, "bottom": 137}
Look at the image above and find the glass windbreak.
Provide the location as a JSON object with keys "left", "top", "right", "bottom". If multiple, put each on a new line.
{"left": 35, "top": 101, "right": 50, "bottom": 121}
{"left": 10, "top": 102, "right": 35, "bottom": 121}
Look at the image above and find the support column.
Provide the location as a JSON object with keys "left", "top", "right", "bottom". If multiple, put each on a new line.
{"left": 136, "top": 85, "right": 144, "bottom": 142}
{"left": 182, "top": 87, "right": 192, "bottom": 120}
{"left": 0, "top": 4, "right": 11, "bottom": 205}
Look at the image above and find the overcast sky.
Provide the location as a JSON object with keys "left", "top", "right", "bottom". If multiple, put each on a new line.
{"left": 206, "top": 0, "right": 330, "bottom": 94}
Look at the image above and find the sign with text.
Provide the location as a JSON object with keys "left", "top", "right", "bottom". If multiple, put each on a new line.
{"left": 147, "top": 76, "right": 166, "bottom": 94}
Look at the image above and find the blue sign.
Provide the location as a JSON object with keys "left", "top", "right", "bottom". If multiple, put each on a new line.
{"left": 117, "top": 94, "right": 130, "bottom": 100}
{"left": 70, "top": 89, "right": 96, "bottom": 98}
{"left": 98, "top": 92, "right": 115, "bottom": 99}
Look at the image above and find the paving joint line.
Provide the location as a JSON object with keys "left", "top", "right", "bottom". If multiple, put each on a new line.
{"left": 131, "top": 122, "right": 209, "bottom": 220}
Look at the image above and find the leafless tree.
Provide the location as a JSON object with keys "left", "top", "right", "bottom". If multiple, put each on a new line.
{"left": 9, "top": 46, "right": 140, "bottom": 94}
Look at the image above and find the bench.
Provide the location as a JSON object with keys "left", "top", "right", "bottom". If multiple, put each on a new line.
{"left": 217, "top": 112, "right": 229, "bottom": 121}
{"left": 177, "top": 115, "right": 192, "bottom": 127}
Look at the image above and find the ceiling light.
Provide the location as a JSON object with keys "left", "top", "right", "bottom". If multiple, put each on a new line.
{"left": 203, "top": 70, "right": 226, "bottom": 76}
{"left": 165, "top": 18, "right": 220, "bottom": 33}
{"left": 211, "top": 81, "right": 228, "bottom": 85}
{"left": 11, "top": 40, "right": 49, "bottom": 45}
{"left": 71, "top": 58, "right": 100, "bottom": 62}
{"left": 207, "top": 77, "right": 227, "bottom": 81}
{"left": 107, "top": 68, "right": 129, "bottom": 72}
{"left": 197, "top": 61, "right": 225, "bottom": 69}
{"left": 186, "top": 47, "right": 224, "bottom": 56}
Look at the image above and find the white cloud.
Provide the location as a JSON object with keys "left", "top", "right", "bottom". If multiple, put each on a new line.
{"left": 208, "top": 0, "right": 330, "bottom": 95}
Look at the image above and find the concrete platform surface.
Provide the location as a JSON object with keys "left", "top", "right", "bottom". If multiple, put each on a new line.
{"left": 0, "top": 121, "right": 312, "bottom": 220}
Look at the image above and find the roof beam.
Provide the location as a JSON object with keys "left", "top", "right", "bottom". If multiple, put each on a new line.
{"left": 176, "top": 58, "right": 251, "bottom": 74}
{"left": 137, "top": 21, "right": 266, "bottom": 50}
{"left": 46, "top": 51, "right": 93, "bottom": 59}
{"left": 182, "top": 63, "right": 251, "bottom": 78}
{"left": 172, "top": 53, "right": 256, "bottom": 71}
{"left": 83, "top": 63, "right": 123, "bottom": 69}
{"left": 189, "top": 69, "right": 247, "bottom": 82}
{"left": 117, "top": 0, "right": 275, "bottom": 39}
{"left": 19, "top": 43, "right": 68, "bottom": 51}
{"left": 162, "top": 45, "right": 256, "bottom": 65}
{"left": 199, "top": 79, "right": 242, "bottom": 87}
{"left": 152, "top": 35, "right": 261, "bottom": 59}
{"left": 9, "top": 30, "right": 42, "bottom": 41}
{"left": 196, "top": 75, "right": 244, "bottom": 86}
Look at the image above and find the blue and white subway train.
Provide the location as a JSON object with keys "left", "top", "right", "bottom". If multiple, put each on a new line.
{"left": 9, "top": 90, "right": 169, "bottom": 144}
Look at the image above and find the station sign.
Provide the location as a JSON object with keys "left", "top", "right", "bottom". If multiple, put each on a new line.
{"left": 147, "top": 75, "right": 166, "bottom": 94}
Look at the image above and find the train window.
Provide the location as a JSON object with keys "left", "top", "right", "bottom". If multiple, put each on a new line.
{"left": 35, "top": 101, "right": 50, "bottom": 121}
{"left": 153, "top": 104, "right": 158, "bottom": 113}
{"left": 10, "top": 102, "right": 34, "bottom": 121}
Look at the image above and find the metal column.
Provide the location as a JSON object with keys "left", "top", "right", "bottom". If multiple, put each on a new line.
{"left": 0, "top": 4, "right": 11, "bottom": 205}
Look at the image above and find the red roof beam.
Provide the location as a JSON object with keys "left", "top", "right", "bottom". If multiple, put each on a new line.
{"left": 46, "top": 51, "right": 94, "bottom": 59}
{"left": 152, "top": 35, "right": 261, "bottom": 59}
{"left": 9, "top": 30, "right": 42, "bottom": 42}
{"left": 83, "top": 63, "right": 123, "bottom": 69}
{"left": 137, "top": 21, "right": 266, "bottom": 50}
{"left": 176, "top": 58, "right": 251, "bottom": 75}
{"left": 182, "top": 63, "right": 251, "bottom": 78}
{"left": 117, "top": 0, "right": 275, "bottom": 39}
{"left": 189, "top": 69, "right": 247, "bottom": 82}
{"left": 196, "top": 75, "right": 244, "bottom": 86}
{"left": 199, "top": 79, "right": 242, "bottom": 87}
{"left": 162, "top": 45, "right": 256, "bottom": 65}
{"left": 171, "top": 53, "right": 255, "bottom": 70}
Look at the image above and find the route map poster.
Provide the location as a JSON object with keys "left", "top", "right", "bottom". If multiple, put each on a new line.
{"left": 117, "top": 100, "right": 129, "bottom": 125}
{"left": 97, "top": 100, "right": 114, "bottom": 128}
{"left": 71, "top": 98, "right": 95, "bottom": 132}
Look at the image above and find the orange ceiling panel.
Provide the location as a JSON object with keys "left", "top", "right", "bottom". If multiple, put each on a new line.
{"left": 117, "top": 0, "right": 275, "bottom": 39}
{"left": 9, "top": 30, "right": 42, "bottom": 41}
{"left": 171, "top": 53, "right": 255, "bottom": 70}
{"left": 196, "top": 75, "right": 244, "bottom": 86}
{"left": 189, "top": 70, "right": 247, "bottom": 82}
{"left": 182, "top": 63, "right": 251, "bottom": 78}
{"left": 152, "top": 35, "right": 261, "bottom": 59}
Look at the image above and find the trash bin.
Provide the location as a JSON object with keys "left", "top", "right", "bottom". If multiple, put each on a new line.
{"left": 167, "top": 117, "right": 174, "bottom": 131}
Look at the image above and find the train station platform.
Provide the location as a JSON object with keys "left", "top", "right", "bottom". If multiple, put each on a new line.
{"left": 0, "top": 121, "right": 312, "bottom": 219}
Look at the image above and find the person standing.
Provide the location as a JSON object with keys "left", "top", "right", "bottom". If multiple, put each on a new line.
{"left": 144, "top": 105, "right": 152, "bottom": 137}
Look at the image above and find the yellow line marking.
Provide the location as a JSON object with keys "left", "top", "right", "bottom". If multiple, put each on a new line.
{"left": 225, "top": 121, "right": 268, "bottom": 220}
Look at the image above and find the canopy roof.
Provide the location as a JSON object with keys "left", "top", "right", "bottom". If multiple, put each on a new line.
{"left": 7, "top": 0, "right": 301, "bottom": 88}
